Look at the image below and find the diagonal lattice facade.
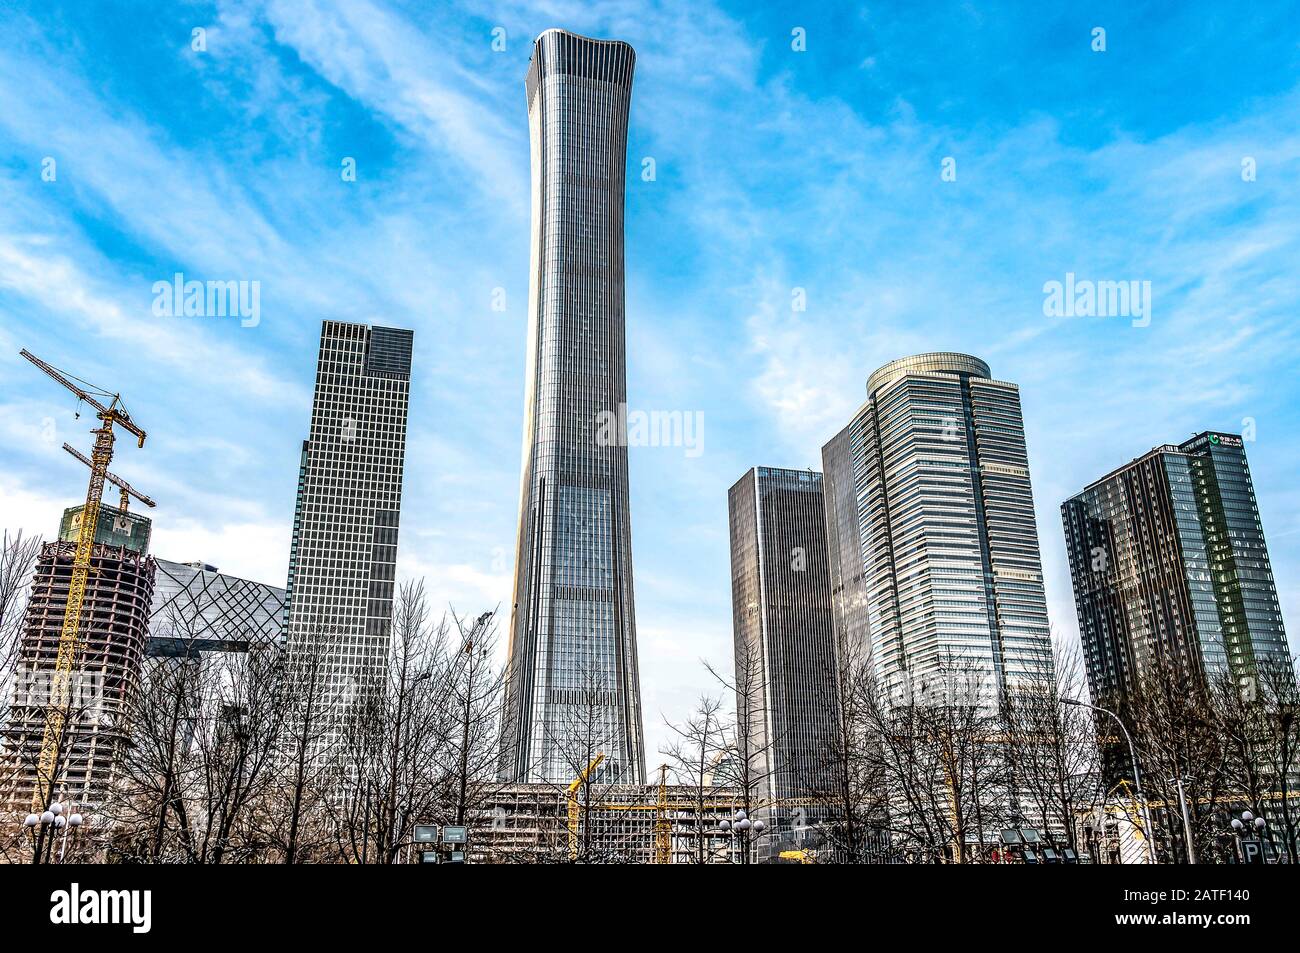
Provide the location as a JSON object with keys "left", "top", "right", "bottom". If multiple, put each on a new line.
{"left": 148, "top": 558, "right": 285, "bottom": 657}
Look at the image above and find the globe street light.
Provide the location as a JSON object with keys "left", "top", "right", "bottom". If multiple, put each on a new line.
{"left": 26, "top": 808, "right": 54, "bottom": 864}
{"left": 720, "top": 809, "right": 766, "bottom": 864}
{"left": 60, "top": 812, "right": 84, "bottom": 863}
{"left": 1229, "top": 810, "right": 1267, "bottom": 863}
{"left": 21, "top": 801, "right": 83, "bottom": 864}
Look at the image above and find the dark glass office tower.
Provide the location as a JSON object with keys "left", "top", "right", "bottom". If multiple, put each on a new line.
{"left": 728, "top": 467, "right": 839, "bottom": 853}
{"left": 500, "top": 30, "right": 645, "bottom": 784}
{"left": 284, "top": 320, "right": 412, "bottom": 737}
{"left": 1062, "top": 432, "right": 1291, "bottom": 717}
{"left": 821, "top": 353, "right": 1054, "bottom": 699}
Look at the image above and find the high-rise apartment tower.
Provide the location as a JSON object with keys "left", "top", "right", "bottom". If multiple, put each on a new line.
{"left": 1062, "top": 432, "right": 1292, "bottom": 718}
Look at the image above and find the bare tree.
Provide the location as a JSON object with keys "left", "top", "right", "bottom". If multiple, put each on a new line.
{"left": 1208, "top": 654, "right": 1300, "bottom": 863}
{"left": 176, "top": 647, "right": 283, "bottom": 863}
{"left": 1003, "top": 641, "right": 1102, "bottom": 854}
{"left": 263, "top": 619, "right": 347, "bottom": 863}
{"left": 661, "top": 693, "right": 726, "bottom": 864}
{"left": 798, "top": 634, "right": 888, "bottom": 862}
{"left": 0, "top": 687, "right": 103, "bottom": 863}
{"left": 705, "top": 639, "right": 778, "bottom": 863}
{"left": 0, "top": 530, "right": 41, "bottom": 698}
{"left": 0, "top": 528, "right": 43, "bottom": 854}
{"left": 856, "top": 654, "right": 1010, "bottom": 863}
{"left": 1126, "top": 653, "right": 1229, "bottom": 863}
{"left": 102, "top": 640, "right": 205, "bottom": 863}
{"left": 537, "top": 660, "right": 637, "bottom": 863}
{"left": 1255, "top": 655, "right": 1300, "bottom": 862}
{"left": 433, "top": 609, "right": 506, "bottom": 828}
{"left": 333, "top": 581, "right": 449, "bottom": 864}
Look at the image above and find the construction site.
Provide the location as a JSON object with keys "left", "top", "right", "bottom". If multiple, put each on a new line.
{"left": 454, "top": 755, "right": 829, "bottom": 864}
{"left": 1, "top": 510, "right": 155, "bottom": 811}
{"left": 2, "top": 350, "right": 156, "bottom": 817}
{"left": 469, "top": 781, "right": 747, "bottom": 863}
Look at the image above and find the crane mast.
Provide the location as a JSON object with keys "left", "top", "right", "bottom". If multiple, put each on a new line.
{"left": 653, "top": 763, "right": 671, "bottom": 864}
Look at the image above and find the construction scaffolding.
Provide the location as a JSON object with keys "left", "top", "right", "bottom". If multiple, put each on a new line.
{"left": 2, "top": 527, "right": 155, "bottom": 811}
{"left": 469, "top": 783, "right": 744, "bottom": 864}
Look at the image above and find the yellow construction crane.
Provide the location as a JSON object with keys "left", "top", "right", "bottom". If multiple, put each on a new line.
{"left": 62, "top": 442, "right": 156, "bottom": 515}
{"left": 567, "top": 752, "right": 605, "bottom": 859}
{"left": 19, "top": 349, "right": 148, "bottom": 811}
{"left": 653, "top": 763, "right": 671, "bottom": 865}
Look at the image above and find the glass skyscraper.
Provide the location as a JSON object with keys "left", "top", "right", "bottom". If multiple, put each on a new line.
{"left": 500, "top": 30, "right": 645, "bottom": 784}
{"left": 1062, "top": 432, "right": 1291, "bottom": 714}
{"left": 821, "top": 353, "right": 1054, "bottom": 700}
{"left": 727, "top": 467, "right": 839, "bottom": 852}
{"left": 284, "top": 320, "right": 412, "bottom": 732}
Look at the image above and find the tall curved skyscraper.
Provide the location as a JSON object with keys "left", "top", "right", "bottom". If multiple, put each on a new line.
{"left": 500, "top": 29, "right": 645, "bottom": 784}
{"left": 822, "top": 353, "right": 1054, "bottom": 701}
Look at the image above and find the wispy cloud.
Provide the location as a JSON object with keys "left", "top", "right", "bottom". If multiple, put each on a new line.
{"left": 1, "top": 1, "right": 1298, "bottom": 763}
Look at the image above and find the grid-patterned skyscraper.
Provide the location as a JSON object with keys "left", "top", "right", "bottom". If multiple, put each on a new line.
{"left": 500, "top": 29, "right": 645, "bottom": 784}
{"left": 727, "top": 467, "right": 839, "bottom": 854}
{"left": 284, "top": 320, "right": 412, "bottom": 721}
{"left": 1062, "top": 432, "right": 1292, "bottom": 723}
{"left": 821, "top": 353, "right": 1054, "bottom": 699}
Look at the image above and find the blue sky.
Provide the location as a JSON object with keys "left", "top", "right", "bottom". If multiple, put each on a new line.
{"left": 2, "top": 1, "right": 1298, "bottom": 758}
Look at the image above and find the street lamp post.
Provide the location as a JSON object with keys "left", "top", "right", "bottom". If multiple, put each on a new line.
{"left": 1170, "top": 775, "right": 1197, "bottom": 864}
{"left": 1230, "top": 810, "right": 1268, "bottom": 863}
{"left": 719, "top": 809, "right": 766, "bottom": 865}
{"left": 21, "top": 801, "right": 83, "bottom": 864}
{"left": 1062, "top": 697, "right": 1158, "bottom": 864}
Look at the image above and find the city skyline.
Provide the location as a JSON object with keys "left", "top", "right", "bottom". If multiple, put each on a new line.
{"left": 1, "top": 3, "right": 1298, "bottom": 767}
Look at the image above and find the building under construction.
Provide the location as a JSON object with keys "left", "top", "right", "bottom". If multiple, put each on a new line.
{"left": 467, "top": 782, "right": 746, "bottom": 864}
{"left": 1, "top": 504, "right": 155, "bottom": 812}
